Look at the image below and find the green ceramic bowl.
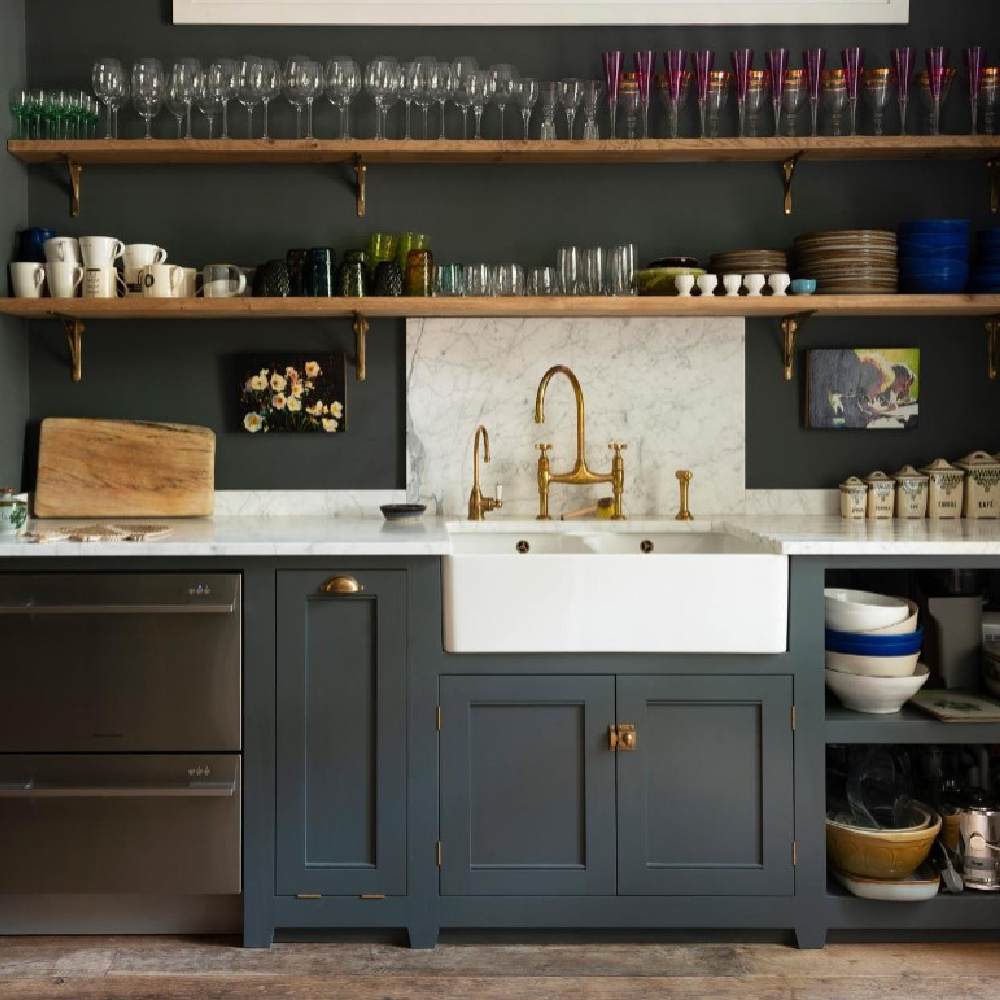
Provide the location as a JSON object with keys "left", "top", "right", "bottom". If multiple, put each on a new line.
{"left": 633, "top": 266, "right": 706, "bottom": 296}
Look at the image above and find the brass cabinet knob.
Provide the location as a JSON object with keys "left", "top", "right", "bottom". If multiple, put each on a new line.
{"left": 320, "top": 575, "right": 363, "bottom": 594}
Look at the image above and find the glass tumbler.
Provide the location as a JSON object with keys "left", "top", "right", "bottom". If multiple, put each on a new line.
{"left": 404, "top": 249, "right": 434, "bottom": 297}
{"left": 608, "top": 244, "right": 637, "bottom": 296}
{"left": 557, "top": 246, "right": 583, "bottom": 295}
{"left": 490, "top": 263, "right": 525, "bottom": 296}
{"left": 397, "top": 232, "right": 430, "bottom": 269}
{"left": 464, "top": 263, "right": 490, "bottom": 296}
{"left": 368, "top": 232, "right": 398, "bottom": 274}
{"left": 582, "top": 247, "right": 606, "bottom": 295}
{"left": 434, "top": 263, "right": 464, "bottom": 296}
{"left": 526, "top": 266, "right": 559, "bottom": 295}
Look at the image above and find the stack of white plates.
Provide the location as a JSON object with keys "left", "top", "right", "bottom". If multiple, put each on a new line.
{"left": 794, "top": 230, "right": 898, "bottom": 294}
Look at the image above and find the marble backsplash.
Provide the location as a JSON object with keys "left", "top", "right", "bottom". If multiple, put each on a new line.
{"left": 405, "top": 316, "right": 746, "bottom": 518}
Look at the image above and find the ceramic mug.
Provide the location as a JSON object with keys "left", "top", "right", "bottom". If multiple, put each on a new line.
{"left": 9, "top": 261, "right": 46, "bottom": 298}
{"left": 123, "top": 243, "right": 167, "bottom": 271}
{"left": 178, "top": 267, "right": 202, "bottom": 298}
{"left": 16, "top": 227, "right": 57, "bottom": 263}
{"left": 45, "top": 261, "right": 84, "bottom": 298}
{"left": 43, "top": 236, "right": 80, "bottom": 265}
{"left": 201, "top": 264, "right": 246, "bottom": 298}
{"left": 82, "top": 265, "right": 126, "bottom": 299}
{"left": 139, "top": 263, "right": 184, "bottom": 298}
{"left": 79, "top": 236, "right": 125, "bottom": 268}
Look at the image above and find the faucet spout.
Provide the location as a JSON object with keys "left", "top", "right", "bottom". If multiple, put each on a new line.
{"left": 535, "top": 364, "right": 587, "bottom": 474}
{"left": 468, "top": 424, "right": 502, "bottom": 521}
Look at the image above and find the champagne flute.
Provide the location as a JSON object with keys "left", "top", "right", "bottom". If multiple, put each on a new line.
{"left": 260, "top": 57, "right": 282, "bottom": 139}
{"left": 511, "top": 77, "right": 538, "bottom": 138}
{"left": 171, "top": 57, "right": 202, "bottom": 140}
{"left": 841, "top": 47, "right": 864, "bottom": 136}
{"left": 965, "top": 46, "right": 986, "bottom": 135}
{"left": 892, "top": 47, "right": 915, "bottom": 135}
{"left": 766, "top": 49, "right": 787, "bottom": 136}
{"left": 602, "top": 51, "right": 623, "bottom": 138}
{"left": 633, "top": 51, "right": 655, "bottom": 138}
{"left": 692, "top": 50, "right": 714, "bottom": 138}
{"left": 487, "top": 64, "right": 516, "bottom": 139}
{"left": 92, "top": 57, "right": 125, "bottom": 139}
{"left": 661, "top": 51, "right": 688, "bottom": 139}
{"left": 731, "top": 48, "right": 753, "bottom": 138}
{"left": 803, "top": 47, "right": 825, "bottom": 136}
{"left": 131, "top": 57, "right": 165, "bottom": 140}
{"left": 325, "top": 56, "right": 361, "bottom": 139}
{"left": 925, "top": 46, "right": 950, "bottom": 137}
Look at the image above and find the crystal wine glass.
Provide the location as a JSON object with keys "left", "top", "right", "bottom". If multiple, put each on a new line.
{"left": 842, "top": 47, "right": 864, "bottom": 136}
{"left": 618, "top": 73, "right": 641, "bottom": 139}
{"left": 924, "top": 48, "right": 951, "bottom": 136}
{"left": 862, "top": 68, "right": 895, "bottom": 136}
{"left": 918, "top": 67, "right": 955, "bottom": 135}
{"left": 365, "top": 56, "right": 398, "bottom": 140}
{"left": 965, "top": 46, "right": 986, "bottom": 135}
{"left": 892, "top": 47, "right": 915, "bottom": 136}
{"left": 325, "top": 57, "right": 361, "bottom": 139}
{"left": 398, "top": 61, "right": 420, "bottom": 139}
{"left": 580, "top": 80, "right": 602, "bottom": 139}
{"left": 511, "top": 77, "right": 538, "bottom": 138}
{"left": 165, "top": 82, "right": 186, "bottom": 139}
{"left": 299, "top": 58, "right": 323, "bottom": 139}
{"left": 731, "top": 48, "right": 753, "bottom": 138}
{"left": 450, "top": 55, "right": 478, "bottom": 138}
{"left": 468, "top": 69, "right": 490, "bottom": 139}
{"left": 197, "top": 71, "right": 225, "bottom": 138}
{"left": 284, "top": 55, "right": 309, "bottom": 138}
{"left": 633, "top": 51, "right": 655, "bottom": 138}
{"left": 488, "top": 64, "right": 516, "bottom": 139}
{"left": 260, "top": 58, "right": 282, "bottom": 139}
{"left": 765, "top": 49, "right": 788, "bottom": 137}
{"left": 602, "top": 51, "right": 623, "bottom": 139}
{"left": 692, "top": 50, "right": 715, "bottom": 138}
{"left": 92, "top": 57, "right": 125, "bottom": 139}
{"left": 537, "top": 81, "right": 558, "bottom": 140}
{"left": 210, "top": 58, "right": 237, "bottom": 138}
{"left": 237, "top": 55, "right": 265, "bottom": 139}
{"left": 557, "top": 78, "right": 583, "bottom": 139}
{"left": 705, "top": 71, "right": 730, "bottom": 137}
{"left": 821, "top": 70, "right": 847, "bottom": 135}
{"left": 745, "top": 70, "right": 771, "bottom": 137}
{"left": 803, "top": 48, "right": 825, "bottom": 136}
{"left": 431, "top": 61, "right": 454, "bottom": 139}
{"left": 131, "top": 57, "right": 165, "bottom": 140}
{"left": 412, "top": 56, "right": 436, "bottom": 139}
{"left": 781, "top": 69, "right": 806, "bottom": 136}
{"left": 171, "top": 57, "right": 202, "bottom": 140}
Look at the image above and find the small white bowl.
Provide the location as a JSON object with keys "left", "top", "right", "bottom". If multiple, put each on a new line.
{"left": 825, "top": 664, "right": 929, "bottom": 714}
{"left": 825, "top": 588, "right": 912, "bottom": 632}
{"left": 825, "top": 649, "right": 921, "bottom": 678}
{"left": 853, "top": 599, "right": 919, "bottom": 635}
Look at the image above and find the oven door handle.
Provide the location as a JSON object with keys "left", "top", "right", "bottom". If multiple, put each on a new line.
{"left": 0, "top": 782, "right": 236, "bottom": 798}
{"left": 0, "top": 603, "right": 235, "bottom": 615}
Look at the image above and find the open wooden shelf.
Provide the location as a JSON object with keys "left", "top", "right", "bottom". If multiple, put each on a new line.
{"left": 825, "top": 700, "right": 1000, "bottom": 745}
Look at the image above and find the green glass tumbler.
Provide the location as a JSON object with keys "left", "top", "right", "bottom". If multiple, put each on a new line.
{"left": 396, "top": 232, "right": 430, "bottom": 269}
{"left": 404, "top": 249, "right": 434, "bottom": 296}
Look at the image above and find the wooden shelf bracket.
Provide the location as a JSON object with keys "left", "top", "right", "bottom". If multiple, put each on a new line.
{"left": 780, "top": 311, "right": 814, "bottom": 381}
{"left": 990, "top": 160, "right": 999, "bottom": 215}
{"left": 354, "top": 154, "right": 366, "bottom": 217}
{"left": 782, "top": 152, "right": 803, "bottom": 216}
{"left": 988, "top": 317, "right": 1000, "bottom": 380}
{"left": 353, "top": 311, "right": 369, "bottom": 382}
{"left": 63, "top": 157, "right": 82, "bottom": 217}
{"left": 58, "top": 315, "right": 84, "bottom": 382}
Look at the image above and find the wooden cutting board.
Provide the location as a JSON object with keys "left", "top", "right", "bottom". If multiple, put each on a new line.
{"left": 35, "top": 418, "right": 215, "bottom": 518}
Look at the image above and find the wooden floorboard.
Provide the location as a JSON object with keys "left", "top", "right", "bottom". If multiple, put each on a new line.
{"left": 2, "top": 938, "right": 1000, "bottom": 999}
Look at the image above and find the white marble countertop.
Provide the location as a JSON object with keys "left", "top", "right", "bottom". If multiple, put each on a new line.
{"left": 3, "top": 514, "right": 1000, "bottom": 557}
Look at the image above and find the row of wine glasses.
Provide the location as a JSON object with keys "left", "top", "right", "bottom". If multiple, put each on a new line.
{"left": 8, "top": 89, "right": 101, "bottom": 139}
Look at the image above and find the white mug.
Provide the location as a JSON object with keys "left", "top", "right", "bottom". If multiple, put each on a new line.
{"left": 201, "top": 264, "right": 246, "bottom": 298}
{"left": 123, "top": 243, "right": 168, "bottom": 272}
{"left": 768, "top": 272, "right": 791, "bottom": 297}
{"left": 79, "top": 236, "right": 125, "bottom": 268}
{"left": 10, "top": 262, "right": 46, "bottom": 298}
{"left": 696, "top": 273, "right": 718, "bottom": 297}
{"left": 744, "top": 272, "right": 767, "bottom": 297}
{"left": 43, "top": 236, "right": 80, "bottom": 265}
{"left": 722, "top": 274, "right": 743, "bottom": 297}
{"left": 139, "top": 263, "right": 184, "bottom": 298}
{"left": 123, "top": 266, "right": 143, "bottom": 297}
{"left": 82, "top": 265, "right": 126, "bottom": 299}
{"left": 45, "top": 261, "right": 84, "bottom": 298}
{"left": 178, "top": 267, "right": 202, "bottom": 298}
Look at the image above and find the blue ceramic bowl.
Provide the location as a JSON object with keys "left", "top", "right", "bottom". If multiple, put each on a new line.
{"left": 898, "top": 244, "right": 969, "bottom": 262}
{"left": 790, "top": 278, "right": 817, "bottom": 295}
{"left": 825, "top": 625, "right": 924, "bottom": 656}
{"left": 899, "top": 219, "right": 972, "bottom": 235}
{"left": 899, "top": 272, "right": 968, "bottom": 293}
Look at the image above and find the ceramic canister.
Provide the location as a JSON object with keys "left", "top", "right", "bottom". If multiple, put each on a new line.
{"left": 955, "top": 451, "right": 1000, "bottom": 520}
{"left": 864, "top": 471, "right": 895, "bottom": 519}
{"left": 0, "top": 488, "right": 27, "bottom": 534}
{"left": 839, "top": 476, "right": 867, "bottom": 519}
{"left": 921, "top": 458, "right": 964, "bottom": 519}
{"left": 893, "top": 465, "right": 929, "bottom": 519}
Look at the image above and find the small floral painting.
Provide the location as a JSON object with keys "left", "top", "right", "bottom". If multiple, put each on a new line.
{"left": 239, "top": 354, "right": 346, "bottom": 434}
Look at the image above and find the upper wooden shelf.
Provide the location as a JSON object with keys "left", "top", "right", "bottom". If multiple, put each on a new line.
{"left": 9, "top": 136, "right": 1000, "bottom": 165}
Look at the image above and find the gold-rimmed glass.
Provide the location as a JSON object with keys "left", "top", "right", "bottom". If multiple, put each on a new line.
{"left": 862, "top": 67, "right": 896, "bottom": 136}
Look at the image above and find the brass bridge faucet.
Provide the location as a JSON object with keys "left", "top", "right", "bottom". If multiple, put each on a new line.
{"left": 468, "top": 424, "right": 503, "bottom": 521}
{"left": 534, "top": 364, "right": 626, "bottom": 520}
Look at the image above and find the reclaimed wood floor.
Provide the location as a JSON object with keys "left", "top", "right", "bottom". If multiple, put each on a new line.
{"left": 2, "top": 937, "right": 1000, "bottom": 999}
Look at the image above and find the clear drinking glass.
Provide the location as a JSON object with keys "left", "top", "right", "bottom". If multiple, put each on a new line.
{"left": 511, "top": 78, "right": 538, "bottom": 138}
{"left": 210, "top": 58, "right": 237, "bottom": 138}
{"left": 450, "top": 56, "right": 478, "bottom": 139}
{"left": 526, "top": 266, "right": 558, "bottom": 295}
{"left": 582, "top": 247, "right": 606, "bottom": 295}
{"left": 165, "top": 83, "right": 186, "bottom": 139}
{"left": 171, "top": 58, "right": 202, "bottom": 140}
{"left": 431, "top": 61, "right": 454, "bottom": 139}
{"left": 260, "top": 58, "right": 282, "bottom": 139}
{"left": 918, "top": 67, "right": 955, "bottom": 134}
{"left": 862, "top": 68, "right": 895, "bottom": 136}
{"left": 490, "top": 264, "right": 525, "bottom": 296}
{"left": 745, "top": 70, "right": 771, "bottom": 137}
{"left": 821, "top": 70, "right": 848, "bottom": 135}
{"left": 557, "top": 78, "right": 584, "bottom": 139}
{"left": 365, "top": 56, "right": 399, "bottom": 140}
{"left": 557, "top": 246, "right": 583, "bottom": 295}
{"left": 468, "top": 69, "right": 490, "bottom": 139}
{"left": 618, "top": 74, "right": 641, "bottom": 139}
{"left": 398, "top": 61, "right": 421, "bottom": 139}
{"left": 580, "top": 80, "right": 602, "bottom": 139}
{"left": 965, "top": 46, "right": 986, "bottom": 135}
{"left": 706, "top": 71, "right": 731, "bottom": 137}
{"left": 657, "top": 70, "right": 692, "bottom": 138}
{"left": 537, "top": 81, "right": 559, "bottom": 140}
{"left": 325, "top": 57, "right": 360, "bottom": 139}
{"left": 196, "top": 72, "right": 225, "bottom": 138}
{"left": 237, "top": 55, "right": 264, "bottom": 138}
{"left": 463, "top": 263, "right": 490, "bottom": 296}
{"left": 284, "top": 54, "right": 309, "bottom": 138}
{"left": 781, "top": 70, "right": 806, "bottom": 136}
{"left": 412, "top": 56, "right": 436, "bottom": 139}
{"left": 434, "top": 263, "right": 464, "bottom": 296}
{"left": 92, "top": 57, "right": 125, "bottom": 139}
{"left": 299, "top": 58, "right": 323, "bottom": 139}
{"left": 131, "top": 58, "right": 165, "bottom": 139}
{"left": 488, "top": 64, "right": 517, "bottom": 139}
{"left": 8, "top": 88, "right": 27, "bottom": 139}
{"left": 608, "top": 244, "right": 637, "bottom": 296}
{"left": 892, "top": 47, "right": 915, "bottom": 136}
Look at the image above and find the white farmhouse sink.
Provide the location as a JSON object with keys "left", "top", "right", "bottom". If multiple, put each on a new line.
{"left": 443, "top": 523, "right": 788, "bottom": 654}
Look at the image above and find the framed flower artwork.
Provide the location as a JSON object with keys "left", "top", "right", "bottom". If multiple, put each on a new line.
{"left": 239, "top": 353, "right": 346, "bottom": 433}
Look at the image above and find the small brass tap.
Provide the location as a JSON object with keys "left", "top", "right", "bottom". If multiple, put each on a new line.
{"left": 468, "top": 424, "right": 503, "bottom": 521}
{"left": 676, "top": 469, "right": 694, "bottom": 521}
{"left": 534, "top": 364, "right": 626, "bottom": 520}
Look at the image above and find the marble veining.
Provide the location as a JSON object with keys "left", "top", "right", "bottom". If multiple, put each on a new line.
{"left": 212, "top": 489, "right": 407, "bottom": 517}
{"left": 745, "top": 489, "right": 839, "bottom": 516}
{"left": 405, "top": 317, "right": 746, "bottom": 518}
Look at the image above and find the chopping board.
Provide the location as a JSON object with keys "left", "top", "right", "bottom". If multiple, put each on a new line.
{"left": 34, "top": 418, "right": 215, "bottom": 518}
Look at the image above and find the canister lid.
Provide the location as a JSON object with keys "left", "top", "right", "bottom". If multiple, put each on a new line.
{"left": 893, "top": 465, "right": 928, "bottom": 482}
{"left": 864, "top": 470, "right": 894, "bottom": 484}
{"left": 839, "top": 476, "right": 867, "bottom": 491}
{"left": 956, "top": 451, "right": 1000, "bottom": 471}
{"left": 920, "top": 458, "right": 961, "bottom": 475}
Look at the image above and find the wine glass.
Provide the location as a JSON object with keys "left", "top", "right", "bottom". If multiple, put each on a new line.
{"left": 165, "top": 82, "right": 186, "bottom": 139}
{"left": 602, "top": 51, "right": 623, "bottom": 139}
{"left": 131, "top": 58, "right": 165, "bottom": 140}
{"left": 842, "top": 47, "right": 864, "bottom": 136}
{"left": 468, "top": 69, "right": 490, "bottom": 139}
{"left": 325, "top": 57, "right": 361, "bottom": 139}
{"left": 92, "top": 57, "right": 125, "bottom": 139}
{"left": 659, "top": 54, "right": 690, "bottom": 139}
{"left": 171, "top": 58, "right": 202, "bottom": 140}
{"left": 487, "top": 64, "right": 516, "bottom": 139}
{"left": 260, "top": 58, "right": 282, "bottom": 139}
{"left": 537, "top": 81, "right": 558, "bottom": 140}
{"left": 210, "top": 58, "right": 237, "bottom": 138}
{"left": 731, "top": 49, "right": 753, "bottom": 138}
{"left": 924, "top": 47, "right": 951, "bottom": 136}
{"left": 706, "top": 71, "right": 731, "bottom": 137}
{"left": 765, "top": 49, "right": 787, "bottom": 137}
{"left": 197, "top": 70, "right": 225, "bottom": 138}
{"left": 398, "top": 61, "right": 420, "bottom": 139}
{"left": 781, "top": 69, "right": 806, "bottom": 136}
{"left": 633, "top": 51, "right": 655, "bottom": 138}
{"left": 618, "top": 73, "right": 641, "bottom": 139}
{"left": 580, "top": 80, "right": 602, "bottom": 139}
{"left": 821, "top": 69, "right": 848, "bottom": 135}
{"left": 284, "top": 55, "right": 309, "bottom": 138}
{"left": 692, "top": 50, "right": 715, "bottom": 138}
{"left": 450, "top": 55, "right": 478, "bottom": 139}
{"left": 412, "top": 56, "right": 436, "bottom": 139}
{"left": 862, "top": 68, "right": 895, "bottom": 136}
{"left": 237, "top": 56, "right": 265, "bottom": 138}
{"left": 965, "top": 46, "right": 986, "bottom": 135}
{"left": 511, "top": 78, "right": 538, "bottom": 138}
{"left": 918, "top": 67, "right": 955, "bottom": 135}
{"left": 431, "top": 61, "right": 454, "bottom": 139}
{"left": 296, "top": 58, "right": 323, "bottom": 139}
{"left": 892, "top": 47, "right": 915, "bottom": 135}
{"left": 803, "top": 48, "right": 825, "bottom": 136}
{"left": 365, "top": 56, "right": 398, "bottom": 140}
{"left": 745, "top": 70, "right": 771, "bottom": 137}
{"left": 557, "top": 78, "right": 583, "bottom": 139}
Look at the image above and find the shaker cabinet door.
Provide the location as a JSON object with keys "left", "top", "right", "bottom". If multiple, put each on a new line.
{"left": 275, "top": 570, "right": 407, "bottom": 897}
{"left": 439, "top": 675, "right": 617, "bottom": 896}
{"left": 615, "top": 674, "right": 795, "bottom": 897}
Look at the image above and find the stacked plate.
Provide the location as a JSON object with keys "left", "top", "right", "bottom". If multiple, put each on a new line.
{"left": 969, "top": 228, "right": 1000, "bottom": 294}
{"left": 793, "top": 230, "right": 898, "bottom": 294}
{"left": 709, "top": 249, "right": 788, "bottom": 276}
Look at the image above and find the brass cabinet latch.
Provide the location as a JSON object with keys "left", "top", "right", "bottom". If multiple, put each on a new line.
{"left": 608, "top": 723, "right": 637, "bottom": 751}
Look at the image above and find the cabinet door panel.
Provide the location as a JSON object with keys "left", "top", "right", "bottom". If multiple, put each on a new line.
{"left": 275, "top": 570, "right": 406, "bottom": 896}
{"left": 440, "top": 675, "right": 616, "bottom": 896}
{"left": 616, "top": 675, "right": 794, "bottom": 896}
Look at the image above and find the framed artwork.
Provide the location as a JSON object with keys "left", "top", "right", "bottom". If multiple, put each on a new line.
{"left": 239, "top": 354, "right": 346, "bottom": 433}
{"left": 174, "top": 0, "right": 908, "bottom": 26}
{"left": 805, "top": 348, "right": 920, "bottom": 430}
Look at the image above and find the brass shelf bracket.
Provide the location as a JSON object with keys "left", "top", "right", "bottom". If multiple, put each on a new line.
{"left": 63, "top": 157, "right": 83, "bottom": 218}
{"left": 58, "top": 316, "right": 84, "bottom": 382}
{"left": 990, "top": 160, "right": 1000, "bottom": 215}
{"left": 354, "top": 154, "right": 367, "bottom": 217}
{"left": 780, "top": 311, "right": 815, "bottom": 381}
{"left": 353, "top": 311, "right": 369, "bottom": 382}
{"left": 988, "top": 317, "right": 1000, "bottom": 380}
{"left": 781, "top": 152, "right": 803, "bottom": 216}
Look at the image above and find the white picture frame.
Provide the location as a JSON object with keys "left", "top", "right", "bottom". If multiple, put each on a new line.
{"left": 173, "top": 0, "right": 909, "bottom": 26}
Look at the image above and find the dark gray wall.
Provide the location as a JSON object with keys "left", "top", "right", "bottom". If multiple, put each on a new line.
{"left": 2, "top": 0, "right": 28, "bottom": 489}
{"left": 22, "top": 0, "right": 1000, "bottom": 489}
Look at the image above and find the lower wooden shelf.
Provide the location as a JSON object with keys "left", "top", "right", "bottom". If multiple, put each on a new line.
{"left": 826, "top": 700, "right": 1000, "bottom": 745}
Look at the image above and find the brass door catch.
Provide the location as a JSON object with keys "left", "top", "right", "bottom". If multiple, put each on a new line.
{"left": 608, "top": 723, "right": 637, "bottom": 751}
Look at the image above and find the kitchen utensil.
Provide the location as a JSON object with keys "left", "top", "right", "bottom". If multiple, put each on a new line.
{"left": 937, "top": 838, "right": 964, "bottom": 892}
{"left": 34, "top": 417, "right": 215, "bottom": 518}
{"left": 958, "top": 807, "right": 1000, "bottom": 890}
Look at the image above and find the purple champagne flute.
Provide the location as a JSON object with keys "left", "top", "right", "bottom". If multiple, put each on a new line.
{"left": 965, "top": 46, "right": 986, "bottom": 134}
{"left": 925, "top": 46, "right": 949, "bottom": 135}
{"left": 663, "top": 50, "right": 686, "bottom": 138}
{"left": 692, "top": 49, "right": 714, "bottom": 138}
{"left": 633, "top": 51, "right": 655, "bottom": 138}
{"left": 731, "top": 48, "right": 753, "bottom": 137}
{"left": 892, "top": 46, "right": 915, "bottom": 134}
{"left": 602, "top": 51, "right": 623, "bottom": 138}
{"left": 766, "top": 49, "right": 788, "bottom": 136}
{"left": 803, "top": 47, "right": 825, "bottom": 136}
{"left": 842, "top": 47, "right": 864, "bottom": 135}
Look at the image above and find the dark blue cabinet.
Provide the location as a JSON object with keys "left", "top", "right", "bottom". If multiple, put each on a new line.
{"left": 275, "top": 570, "right": 407, "bottom": 897}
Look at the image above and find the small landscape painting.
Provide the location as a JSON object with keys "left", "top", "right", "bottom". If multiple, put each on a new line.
{"left": 238, "top": 353, "right": 346, "bottom": 434}
{"left": 805, "top": 348, "right": 920, "bottom": 430}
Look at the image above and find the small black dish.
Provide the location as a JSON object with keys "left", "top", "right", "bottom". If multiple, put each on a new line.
{"left": 380, "top": 503, "right": 427, "bottom": 523}
{"left": 647, "top": 256, "right": 700, "bottom": 269}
